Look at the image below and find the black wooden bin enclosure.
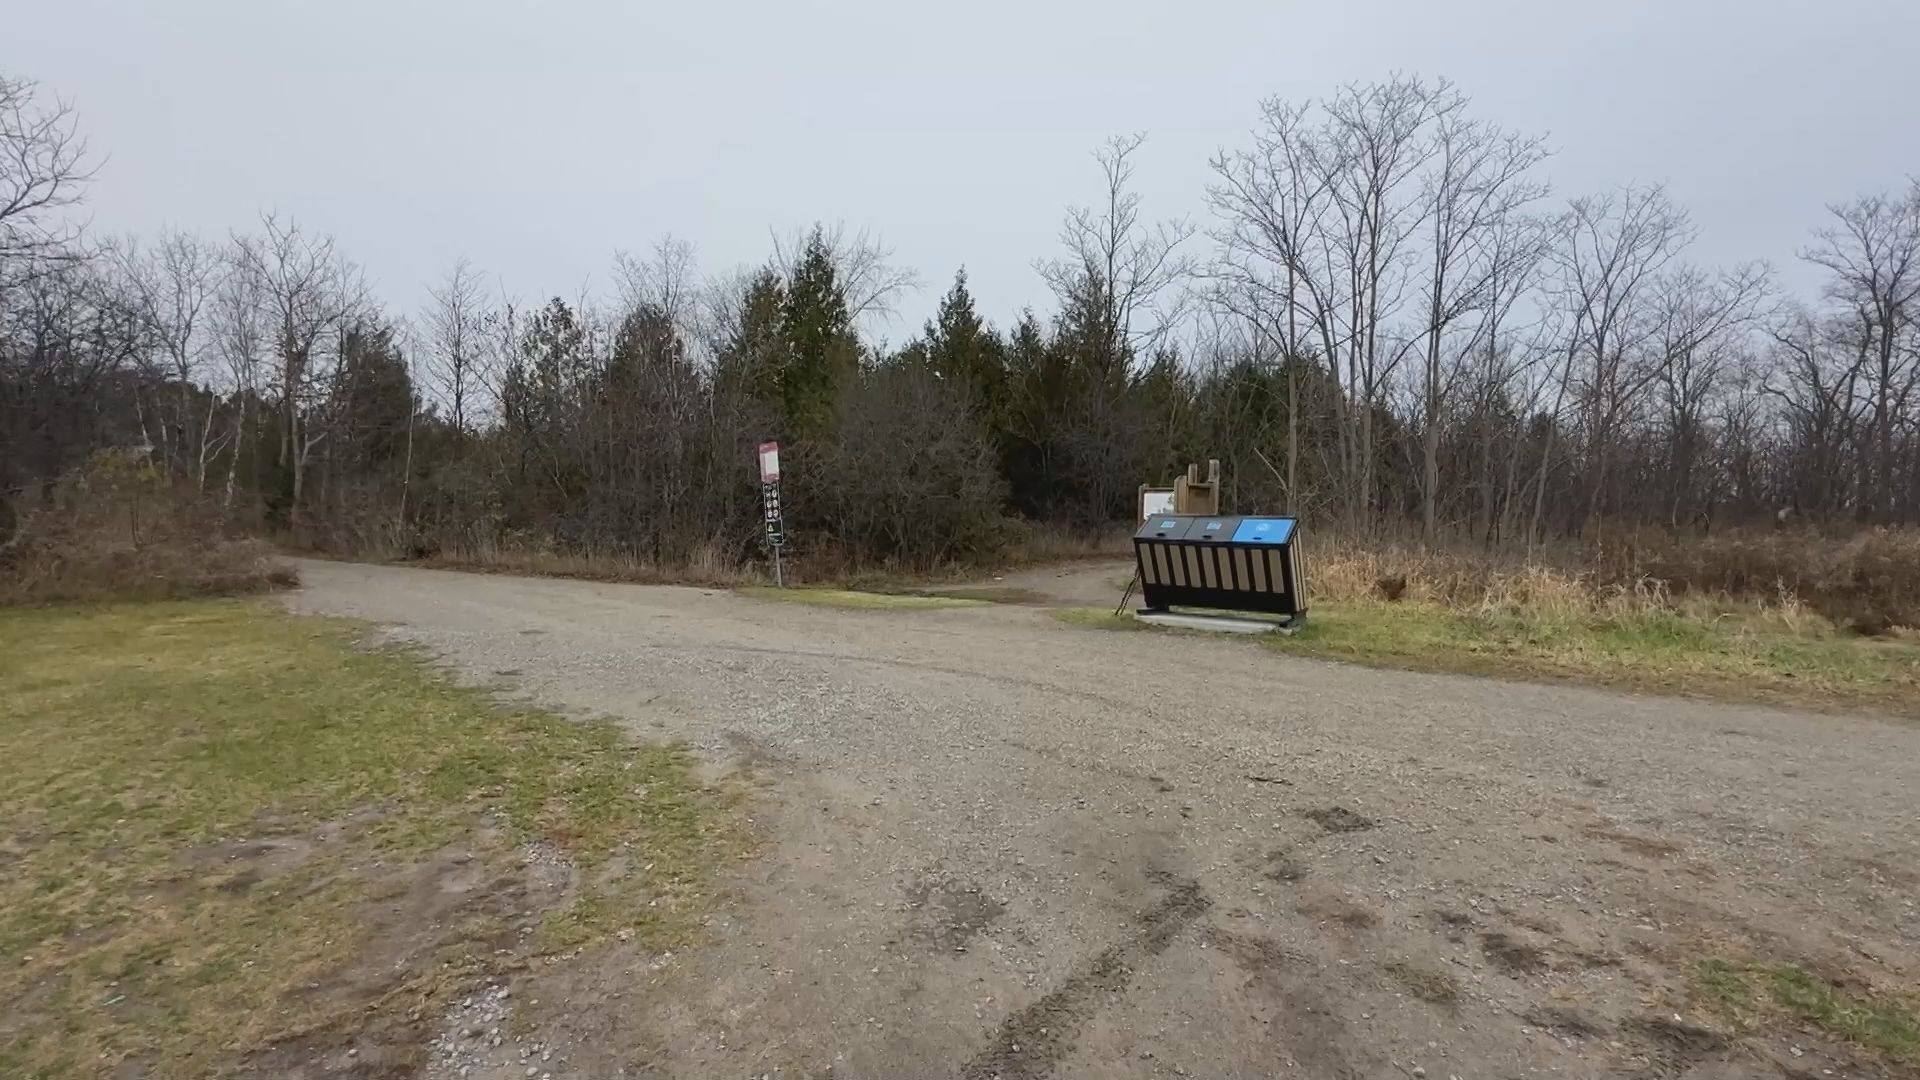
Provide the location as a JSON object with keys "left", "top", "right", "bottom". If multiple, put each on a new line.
{"left": 1132, "top": 514, "right": 1307, "bottom": 625}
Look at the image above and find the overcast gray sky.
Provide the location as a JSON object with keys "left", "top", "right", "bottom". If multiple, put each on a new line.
{"left": 9, "top": 0, "right": 1917, "bottom": 336}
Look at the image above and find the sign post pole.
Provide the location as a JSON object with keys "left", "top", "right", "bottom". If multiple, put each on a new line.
{"left": 758, "top": 441, "right": 784, "bottom": 587}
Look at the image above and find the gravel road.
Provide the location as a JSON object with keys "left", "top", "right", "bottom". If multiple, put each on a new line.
{"left": 289, "top": 559, "right": 1920, "bottom": 1079}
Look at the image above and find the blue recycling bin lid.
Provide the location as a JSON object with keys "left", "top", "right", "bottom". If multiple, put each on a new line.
{"left": 1230, "top": 517, "right": 1295, "bottom": 544}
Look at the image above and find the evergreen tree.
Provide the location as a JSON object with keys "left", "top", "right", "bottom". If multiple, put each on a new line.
{"left": 716, "top": 270, "right": 789, "bottom": 408}
{"left": 332, "top": 321, "right": 415, "bottom": 469}
{"left": 776, "top": 228, "right": 858, "bottom": 437}
{"left": 606, "top": 303, "right": 686, "bottom": 389}
{"left": 1132, "top": 345, "right": 1194, "bottom": 484}
{"left": 499, "top": 297, "right": 586, "bottom": 490}
{"left": 921, "top": 269, "right": 1006, "bottom": 426}
{"left": 515, "top": 298, "right": 587, "bottom": 433}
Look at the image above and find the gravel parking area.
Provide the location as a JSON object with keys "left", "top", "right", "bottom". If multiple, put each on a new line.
{"left": 291, "top": 559, "right": 1920, "bottom": 1079}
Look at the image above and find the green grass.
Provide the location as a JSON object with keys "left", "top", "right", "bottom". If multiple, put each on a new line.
{"left": 0, "top": 600, "right": 735, "bottom": 1078}
{"left": 1383, "top": 959, "right": 1460, "bottom": 1005}
{"left": 1281, "top": 601, "right": 1920, "bottom": 713}
{"left": 1697, "top": 960, "right": 1920, "bottom": 1067}
{"left": 896, "top": 585, "right": 1050, "bottom": 605}
{"left": 1053, "top": 598, "right": 1920, "bottom": 714}
{"left": 738, "top": 586, "right": 985, "bottom": 610}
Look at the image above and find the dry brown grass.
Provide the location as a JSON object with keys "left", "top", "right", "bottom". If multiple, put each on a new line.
{"left": 1307, "top": 536, "right": 1598, "bottom": 611}
{"left": 1, "top": 456, "right": 296, "bottom": 606}
{"left": 1302, "top": 527, "right": 1920, "bottom": 634}
{"left": 397, "top": 520, "right": 1132, "bottom": 592}
{"left": 1631, "top": 528, "right": 1920, "bottom": 633}
{"left": 1001, "top": 521, "right": 1135, "bottom": 563}
{"left": 410, "top": 537, "right": 754, "bottom": 589}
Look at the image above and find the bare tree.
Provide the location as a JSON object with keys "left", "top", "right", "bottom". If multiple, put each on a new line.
{"left": 211, "top": 252, "right": 267, "bottom": 512}
{"left": 1211, "top": 77, "right": 1469, "bottom": 531}
{"left": 0, "top": 75, "right": 95, "bottom": 273}
{"left": 1410, "top": 106, "right": 1550, "bottom": 541}
{"left": 1764, "top": 307, "right": 1873, "bottom": 517}
{"left": 614, "top": 235, "right": 698, "bottom": 332}
{"left": 771, "top": 222, "right": 920, "bottom": 324}
{"left": 1648, "top": 262, "right": 1771, "bottom": 527}
{"left": 230, "top": 213, "right": 366, "bottom": 526}
{"left": 1209, "top": 98, "right": 1342, "bottom": 515}
{"left": 1801, "top": 183, "right": 1920, "bottom": 520}
{"left": 1040, "top": 132, "right": 1197, "bottom": 377}
{"left": 0, "top": 261, "right": 144, "bottom": 534}
{"left": 1538, "top": 185, "right": 1695, "bottom": 540}
{"left": 1467, "top": 214, "right": 1555, "bottom": 544}
{"left": 425, "top": 257, "right": 488, "bottom": 436}
{"left": 115, "top": 231, "right": 226, "bottom": 488}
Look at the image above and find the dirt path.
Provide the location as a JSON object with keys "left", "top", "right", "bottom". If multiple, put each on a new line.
{"left": 942, "top": 559, "right": 1137, "bottom": 609}
{"left": 289, "top": 560, "right": 1920, "bottom": 1079}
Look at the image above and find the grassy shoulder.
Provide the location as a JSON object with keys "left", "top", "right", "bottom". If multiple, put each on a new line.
{"left": 0, "top": 600, "right": 736, "bottom": 1079}
{"left": 1697, "top": 959, "right": 1920, "bottom": 1069}
{"left": 738, "top": 585, "right": 986, "bottom": 610}
{"left": 1054, "top": 600, "right": 1920, "bottom": 715}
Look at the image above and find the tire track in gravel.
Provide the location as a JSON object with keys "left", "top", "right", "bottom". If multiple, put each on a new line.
{"left": 960, "top": 870, "right": 1209, "bottom": 1080}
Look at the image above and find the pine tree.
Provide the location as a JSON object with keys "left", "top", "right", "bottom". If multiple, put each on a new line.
{"left": 716, "top": 270, "right": 789, "bottom": 409}
{"left": 777, "top": 229, "right": 857, "bottom": 437}
{"left": 332, "top": 321, "right": 415, "bottom": 468}
{"left": 921, "top": 268, "right": 1006, "bottom": 428}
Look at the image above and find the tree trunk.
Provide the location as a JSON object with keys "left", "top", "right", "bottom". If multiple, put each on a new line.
{"left": 1877, "top": 333, "right": 1893, "bottom": 521}
{"left": 195, "top": 394, "right": 218, "bottom": 492}
{"left": 1285, "top": 261, "right": 1298, "bottom": 516}
{"left": 222, "top": 393, "right": 247, "bottom": 513}
{"left": 1529, "top": 344, "right": 1577, "bottom": 556}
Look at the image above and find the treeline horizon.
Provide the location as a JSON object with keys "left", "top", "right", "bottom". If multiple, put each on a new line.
{"left": 4, "top": 72, "right": 1918, "bottom": 568}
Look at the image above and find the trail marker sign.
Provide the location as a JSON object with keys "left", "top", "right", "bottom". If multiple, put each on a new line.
{"left": 762, "top": 483, "right": 785, "bottom": 548}
{"left": 758, "top": 441, "right": 785, "bottom": 586}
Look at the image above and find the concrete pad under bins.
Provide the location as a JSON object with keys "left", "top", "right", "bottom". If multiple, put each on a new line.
{"left": 1135, "top": 611, "right": 1298, "bottom": 635}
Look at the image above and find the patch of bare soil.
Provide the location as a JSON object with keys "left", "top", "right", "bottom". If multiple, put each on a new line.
{"left": 1261, "top": 849, "right": 1308, "bottom": 883}
{"left": 1295, "top": 891, "right": 1381, "bottom": 930}
{"left": 1302, "top": 805, "right": 1378, "bottom": 833}
{"left": 1480, "top": 929, "right": 1550, "bottom": 975}
{"left": 1585, "top": 822, "right": 1687, "bottom": 859}
{"left": 159, "top": 820, "right": 588, "bottom": 1080}
{"left": 964, "top": 559, "right": 1137, "bottom": 609}
{"left": 907, "top": 874, "right": 1009, "bottom": 955}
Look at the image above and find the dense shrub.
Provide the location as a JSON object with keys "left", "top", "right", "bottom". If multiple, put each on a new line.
{"left": 0, "top": 454, "right": 296, "bottom": 605}
{"left": 1633, "top": 528, "right": 1920, "bottom": 633}
{"left": 814, "top": 364, "right": 1011, "bottom": 565}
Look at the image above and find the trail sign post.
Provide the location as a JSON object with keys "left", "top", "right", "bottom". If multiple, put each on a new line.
{"left": 758, "top": 441, "right": 784, "bottom": 587}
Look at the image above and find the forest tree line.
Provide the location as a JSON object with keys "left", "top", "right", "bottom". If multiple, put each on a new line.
{"left": 4, "top": 72, "right": 1918, "bottom": 567}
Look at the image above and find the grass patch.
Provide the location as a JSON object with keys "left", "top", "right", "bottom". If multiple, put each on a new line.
{"left": 738, "top": 586, "right": 985, "bottom": 611}
{"left": 0, "top": 600, "right": 734, "bottom": 1078}
{"left": 1269, "top": 600, "right": 1920, "bottom": 714}
{"left": 1047, "top": 596, "right": 1920, "bottom": 713}
{"left": 1696, "top": 960, "right": 1920, "bottom": 1068}
{"left": 1383, "top": 959, "right": 1459, "bottom": 1005}
{"left": 900, "top": 585, "right": 1050, "bottom": 605}
{"left": 833, "top": 566, "right": 1053, "bottom": 606}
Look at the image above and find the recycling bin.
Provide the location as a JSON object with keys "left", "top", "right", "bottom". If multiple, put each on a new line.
{"left": 1132, "top": 514, "right": 1307, "bottom": 624}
